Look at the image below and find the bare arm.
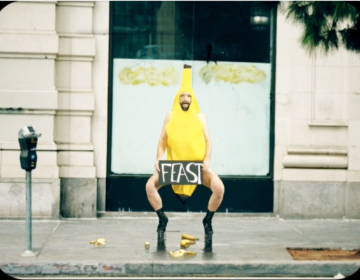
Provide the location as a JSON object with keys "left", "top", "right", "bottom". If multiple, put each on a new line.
{"left": 155, "top": 111, "right": 172, "bottom": 172}
{"left": 198, "top": 113, "right": 212, "bottom": 169}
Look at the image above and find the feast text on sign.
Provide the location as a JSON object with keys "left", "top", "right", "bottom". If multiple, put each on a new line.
{"left": 159, "top": 160, "right": 204, "bottom": 185}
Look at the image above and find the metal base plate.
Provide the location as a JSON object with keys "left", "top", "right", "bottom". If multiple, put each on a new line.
{"left": 21, "top": 250, "right": 38, "bottom": 257}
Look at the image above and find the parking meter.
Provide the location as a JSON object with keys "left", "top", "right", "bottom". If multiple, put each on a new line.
{"left": 18, "top": 126, "right": 41, "bottom": 257}
{"left": 18, "top": 126, "right": 41, "bottom": 171}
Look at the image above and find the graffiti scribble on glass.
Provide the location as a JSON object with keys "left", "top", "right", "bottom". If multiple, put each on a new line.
{"left": 199, "top": 63, "right": 266, "bottom": 84}
{"left": 119, "top": 66, "right": 180, "bottom": 86}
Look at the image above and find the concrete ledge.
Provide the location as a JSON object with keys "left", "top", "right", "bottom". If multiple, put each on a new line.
{"left": 1, "top": 261, "right": 358, "bottom": 277}
{"left": 277, "top": 181, "right": 346, "bottom": 219}
{"left": 346, "top": 182, "right": 360, "bottom": 219}
{"left": 96, "top": 178, "right": 106, "bottom": 213}
{"left": 0, "top": 178, "right": 60, "bottom": 219}
{"left": 60, "top": 178, "right": 96, "bottom": 218}
{"left": 282, "top": 169, "right": 347, "bottom": 182}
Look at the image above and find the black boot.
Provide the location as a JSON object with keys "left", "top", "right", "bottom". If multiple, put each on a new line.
{"left": 156, "top": 238, "right": 166, "bottom": 253}
{"left": 156, "top": 208, "right": 168, "bottom": 240}
{"left": 203, "top": 210, "right": 214, "bottom": 243}
{"left": 202, "top": 210, "right": 214, "bottom": 233}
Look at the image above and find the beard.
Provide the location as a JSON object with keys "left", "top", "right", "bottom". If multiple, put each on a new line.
{"left": 180, "top": 102, "right": 190, "bottom": 111}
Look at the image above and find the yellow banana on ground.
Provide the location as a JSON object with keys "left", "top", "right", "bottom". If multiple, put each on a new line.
{"left": 89, "top": 238, "right": 106, "bottom": 247}
{"left": 185, "top": 251, "right": 197, "bottom": 255}
{"left": 182, "top": 234, "right": 199, "bottom": 241}
{"left": 180, "top": 239, "right": 196, "bottom": 248}
{"left": 181, "top": 239, "right": 196, "bottom": 245}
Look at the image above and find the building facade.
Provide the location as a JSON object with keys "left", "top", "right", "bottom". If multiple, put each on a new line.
{"left": 0, "top": 1, "right": 359, "bottom": 219}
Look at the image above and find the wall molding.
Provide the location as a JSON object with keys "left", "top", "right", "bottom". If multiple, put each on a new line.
{"left": 283, "top": 145, "right": 348, "bottom": 169}
{"left": 283, "top": 155, "right": 347, "bottom": 169}
{"left": 308, "top": 120, "right": 348, "bottom": 127}
{"left": 0, "top": 53, "right": 57, "bottom": 59}
{"left": 56, "top": 143, "right": 94, "bottom": 151}
{"left": 0, "top": 142, "right": 94, "bottom": 152}
{"left": 0, "top": 30, "right": 57, "bottom": 35}
{"left": 55, "top": 110, "right": 93, "bottom": 116}
{"left": 309, "top": 53, "right": 348, "bottom": 127}
{"left": 56, "top": 87, "right": 93, "bottom": 93}
{"left": 56, "top": 56, "right": 93, "bottom": 62}
{"left": 56, "top": 1, "right": 95, "bottom": 8}
{"left": 0, "top": 109, "right": 56, "bottom": 115}
{"left": 287, "top": 146, "right": 347, "bottom": 155}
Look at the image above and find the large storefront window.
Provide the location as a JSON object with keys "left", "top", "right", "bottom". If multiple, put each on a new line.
{"left": 110, "top": 1, "right": 273, "bottom": 176}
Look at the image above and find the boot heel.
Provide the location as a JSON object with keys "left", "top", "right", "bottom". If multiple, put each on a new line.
{"left": 205, "top": 231, "right": 213, "bottom": 242}
{"left": 157, "top": 230, "right": 166, "bottom": 241}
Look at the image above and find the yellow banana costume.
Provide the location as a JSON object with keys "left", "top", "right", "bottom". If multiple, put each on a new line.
{"left": 166, "top": 65, "right": 206, "bottom": 204}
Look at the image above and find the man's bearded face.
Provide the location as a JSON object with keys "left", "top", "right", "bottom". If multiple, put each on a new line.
{"left": 179, "top": 92, "right": 192, "bottom": 111}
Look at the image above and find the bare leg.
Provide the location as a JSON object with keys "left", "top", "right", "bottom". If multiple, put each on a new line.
{"left": 202, "top": 168, "right": 225, "bottom": 238}
{"left": 145, "top": 173, "right": 163, "bottom": 211}
{"left": 203, "top": 168, "right": 225, "bottom": 212}
{"left": 145, "top": 173, "right": 168, "bottom": 239}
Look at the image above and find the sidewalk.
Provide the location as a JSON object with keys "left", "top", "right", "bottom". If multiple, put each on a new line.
{"left": 0, "top": 213, "right": 359, "bottom": 278}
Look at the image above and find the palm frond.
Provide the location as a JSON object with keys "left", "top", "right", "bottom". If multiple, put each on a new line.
{"left": 339, "top": 16, "right": 360, "bottom": 52}
{"left": 283, "top": 1, "right": 360, "bottom": 55}
{"left": 333, "top": 1, "right": 358, "bottom": 22}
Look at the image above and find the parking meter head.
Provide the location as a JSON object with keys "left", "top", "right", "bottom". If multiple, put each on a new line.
{"left": 18, "top": 126, "right": 41, "bottom": 171}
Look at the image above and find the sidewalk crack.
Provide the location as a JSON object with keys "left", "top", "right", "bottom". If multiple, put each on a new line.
{"left": 278, "top": 218, "right": 303, "bottom": 234}
{"left": 36, "top": 220, "right": 61, "bottom": 258}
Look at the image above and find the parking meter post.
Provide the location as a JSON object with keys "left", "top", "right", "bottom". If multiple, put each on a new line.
{"left": 26, "top": 171, "right": 32, "bottom": 251}
{"left": 18, "top": 126, "right": 41, "bottom": 258}
{"left": 21, "top": 171, "right": 36, "bottom": 257}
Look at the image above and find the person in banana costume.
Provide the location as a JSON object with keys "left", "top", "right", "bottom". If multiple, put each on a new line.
{"left": 145, "top": 64, "right": 225, "bottom": 240}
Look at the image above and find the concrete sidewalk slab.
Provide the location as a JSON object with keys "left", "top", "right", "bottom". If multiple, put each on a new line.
{"left": 0, "top": 214, "right": 359, "bottom": 277}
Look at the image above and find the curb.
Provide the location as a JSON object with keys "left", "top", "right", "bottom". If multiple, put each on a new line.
{"left": 1, "top": 261, "right": 359, "bottom": 277}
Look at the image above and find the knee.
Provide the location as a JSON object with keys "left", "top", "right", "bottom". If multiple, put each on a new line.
{"left": 212, "top": 180, "right": 225, "bottom": 198}
{"left": 145, "top": 179, "right": 155, "bottom": 194}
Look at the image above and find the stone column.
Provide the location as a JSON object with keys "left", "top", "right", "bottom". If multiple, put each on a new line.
{"left": 55, "top": 1, "right": 97, "bottom": 218}
{"left": 0, "top": 1, "right": 60, "bottom": 219}
{"left": 345, "top": 50, "right": 360, "bottom": 219}
{"left": 92, "top": 1, "right": 109, "bottom": 215}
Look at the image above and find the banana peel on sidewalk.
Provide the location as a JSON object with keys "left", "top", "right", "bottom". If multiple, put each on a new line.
{"left": 89, "top": 238, "right": 106, "bottom": 247}
{"left": 169, "top": 249, "right": 197, "bottom": 257}
{"left": 169, "top": 233, "right": 199, "bottom": 257}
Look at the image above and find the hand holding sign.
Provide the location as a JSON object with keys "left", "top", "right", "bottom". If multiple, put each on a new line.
{"left": 159, "top": 161, "right": 204, "bottom": 186}
{"left": 203, "top": 159, "right": 210, "bottom": 171}
{"left": 155, "top": 159, "right": 161, "bottom": 173}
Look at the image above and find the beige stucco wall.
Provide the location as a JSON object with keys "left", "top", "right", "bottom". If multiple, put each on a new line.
{"left": 275, "top": 10, "right": 360, "bottom": 181}
{"left": 274, "top": 8, "right": 360, "bottom": 218}
{"left": 0, "top": 1, "right": 109, "bottom": 218}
